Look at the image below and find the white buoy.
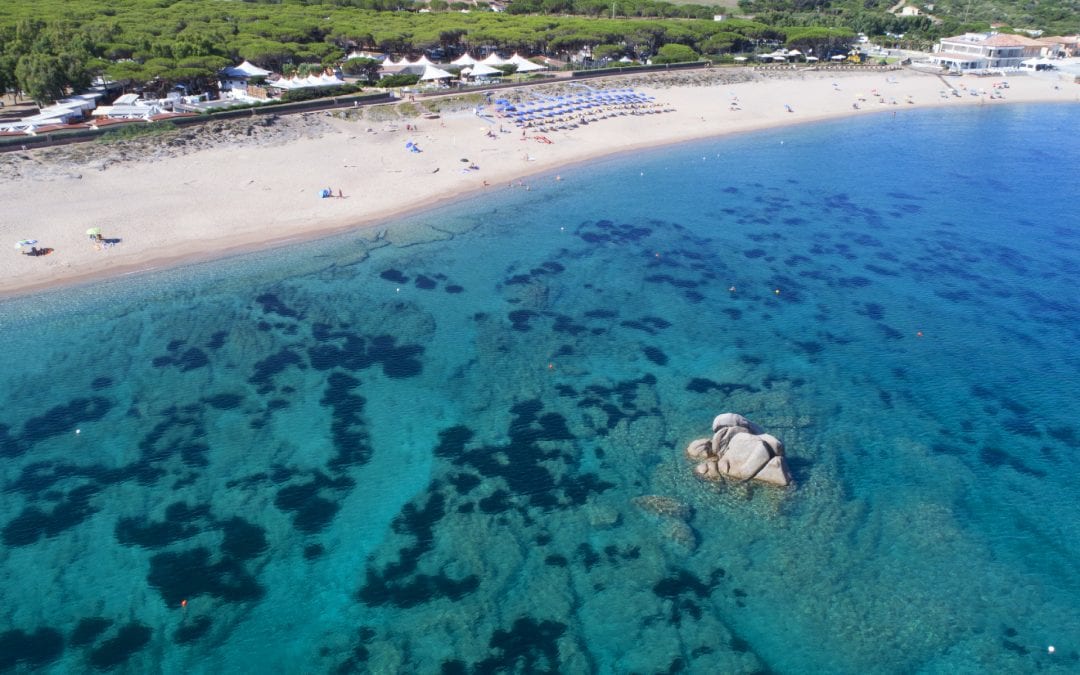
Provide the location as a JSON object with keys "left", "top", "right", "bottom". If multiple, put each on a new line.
{"left": 1048, "top": 645, "right": 1055, "bottom": 654}
{"left": 75, "top": 429, "right": 81, "bottom": 435}
{"left": 395, "top": 288, "right": 400, "bottom": 292}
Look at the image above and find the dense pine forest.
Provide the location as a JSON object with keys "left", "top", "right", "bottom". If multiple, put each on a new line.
{"left": 0, "top": 0, "right": 1075, "bottom": 104}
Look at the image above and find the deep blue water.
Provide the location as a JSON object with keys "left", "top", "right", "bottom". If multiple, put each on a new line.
{"left": 1, "top": 103, "right": 1078, "bottom": 673}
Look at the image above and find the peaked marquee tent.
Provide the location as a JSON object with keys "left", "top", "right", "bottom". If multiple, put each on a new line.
{"left": 508, "top": 54, "right": 547, "bottom": 72}
{"left": 222, "top": 60, "right": 271, "bottom": 78}
{"left": 464, "top": 63, "right": 503, "bottom": 78}
{"left": 419, "top": 65, "right": 454, "bottom": 81}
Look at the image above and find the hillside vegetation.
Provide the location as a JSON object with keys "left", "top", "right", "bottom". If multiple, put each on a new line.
{"left": 0, "top": 0, "right": 1075, "bottom": 105}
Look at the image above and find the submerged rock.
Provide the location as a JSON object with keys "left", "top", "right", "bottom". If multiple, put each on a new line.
{"left": 632, "top": 495, "right": 692, "bottom": 521}
{"left": 661, "top": 519, "right": 698, "bottom": 552}
{"left": 688, "top": 413, "right": 792, "bottom": 487}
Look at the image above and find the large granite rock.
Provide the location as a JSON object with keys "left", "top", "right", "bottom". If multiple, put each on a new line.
{"left": 717, "top": 432, "right": 773, "bottom": 480}
{"left": 711, "top": 413, "right": 763, "bottom": 435}
{"left": 755, "top": 456, "right": 793, "bottom": 486}
{"left": 688, "top": 412, "right": 792, "bottom": 487}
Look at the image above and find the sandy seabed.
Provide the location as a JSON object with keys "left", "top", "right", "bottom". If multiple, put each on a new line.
{"left": 1, "top": 68, "right": 1075, "bottom": 298}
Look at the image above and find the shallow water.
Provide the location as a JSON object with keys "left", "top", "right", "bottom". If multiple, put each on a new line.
{"left": 1, "top": 103, "right": 1079, "bottom": 673}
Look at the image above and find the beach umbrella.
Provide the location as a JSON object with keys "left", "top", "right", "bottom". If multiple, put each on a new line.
{"left": 86, "top": 227, "right": 101, "bottom": 237}
{"left": 15, "top": 239, "right": 37, "bottom": 249}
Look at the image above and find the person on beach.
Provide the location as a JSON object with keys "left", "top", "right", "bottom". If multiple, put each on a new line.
{"left": 337, "top": 189, "right": 344, "bottom": 198}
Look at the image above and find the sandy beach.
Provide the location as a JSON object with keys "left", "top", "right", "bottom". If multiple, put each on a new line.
{"left": 1, "top": 67, "right": 1075, "bottom": 298}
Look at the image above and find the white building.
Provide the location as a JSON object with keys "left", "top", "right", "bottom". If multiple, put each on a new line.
{"left": 931, "top": 33, "right": 1043, "bottom": 71}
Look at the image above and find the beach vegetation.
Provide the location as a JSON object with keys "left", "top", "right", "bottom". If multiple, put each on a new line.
{"left": 96, "top": 120, "right": 178, "bottom": 144}
{"left": 0, "top": 0, "right": 1074, "bottom": 106}
{"left": 281, "top": 83, "right": 362, "bottom": 102}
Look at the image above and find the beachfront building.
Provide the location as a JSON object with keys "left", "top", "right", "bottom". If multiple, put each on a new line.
{"left": 219, "top": 61, "right": 272, "bottom": 100}
{"left": 92, "top": 93, "right": 163, "bottom": 121}
{"left": 930, "top": 33, "right": 1043, "bottom": 72}
{"left": 1034, "top": 36, "right": 1079, "bottom": 59}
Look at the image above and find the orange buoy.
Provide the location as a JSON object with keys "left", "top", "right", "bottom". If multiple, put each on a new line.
{"left": 917, "top": 331, "right": 923, "bottom": 337}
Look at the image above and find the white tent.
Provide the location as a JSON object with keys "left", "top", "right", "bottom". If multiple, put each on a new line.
{"left": 270, "top": 73, "right": 346, "bottom": 90}
{"left": 391, "top": 57, "right": 412, "bottom": 66}
{"left": 413, "top": 55, "right": 436, "bottom": 67}
{"left": 346, "top": 51, "right": 385, "bottom": 62}
{"left": 481, "top": 53, "right": 507, "bottom": 66}
{"left": 508, "top": 54, "right": 546, "bottom": 72}
{"left": 466, "top": 62, "right": 502, "bottom": 78}
{"left": 806, "top": 56, "right": 820, "bottom": 62}
{"left": 222, "top": 60, "right": 271, "bottom": 78}
{"left": 419, "top": 65, "right": 454, "bottom": 81}
{"left": 452, "top": 53, "right": 478, "bottom": 66}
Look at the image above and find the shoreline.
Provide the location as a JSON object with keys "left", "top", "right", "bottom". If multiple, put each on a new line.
{"left": 2, "top": 68, "right": 1075, "bottom": 300}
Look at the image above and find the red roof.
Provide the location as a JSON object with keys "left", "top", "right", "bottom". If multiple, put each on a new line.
{"left": 32, "top": 123, "right": 90, "bottom": 134}
{"left": 91, "top": 118, "right": 143, "bottom": 128}
{"left": 942, "top": 33, "right": 1042, "bottom": 47}
{"left": 980, "top": 34, "right": 1042, "bottom": 47}
{"left": 148, "top": 112, "right": 198, "bottom": 122}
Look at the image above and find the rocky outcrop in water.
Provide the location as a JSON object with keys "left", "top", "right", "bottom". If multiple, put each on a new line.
{"left": 686, "top": 413, "right": 792, "bottom": 487}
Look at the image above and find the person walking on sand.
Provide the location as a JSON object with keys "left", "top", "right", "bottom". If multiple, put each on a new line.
{"left": 337, "top": 188, "right": 344, "bottom": 198}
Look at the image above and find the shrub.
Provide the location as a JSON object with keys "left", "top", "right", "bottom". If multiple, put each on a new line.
{"left": 280, "top": 83, "right": 361, "bottom": 102}
{"left": 379, "top": 73, "right": 421, "bottom": 88}
{"left": 652, "top": 44, "right": 700, "bottom": 64}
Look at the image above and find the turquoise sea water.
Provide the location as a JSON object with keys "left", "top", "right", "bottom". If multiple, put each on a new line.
{"left": 1, "top": 103, "right": 1078, "bottom": 673}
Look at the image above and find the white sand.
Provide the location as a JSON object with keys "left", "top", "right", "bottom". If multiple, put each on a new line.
{"left": 1, "top": 69, "right": 1074, "bottom": 297}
